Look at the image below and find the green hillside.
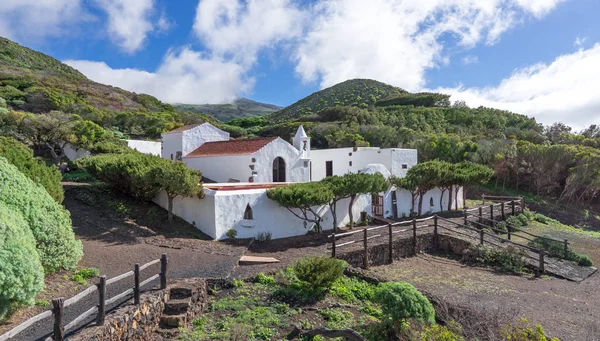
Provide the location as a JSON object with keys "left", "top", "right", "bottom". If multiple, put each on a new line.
{"left": 0, "top": 37, "right": 214, "bottom": 138}
{"left": 267, "top": 79, "right": 406, "bottom": 122}
{"left": 174, "top": 98, "right": 281, "bottom": 122}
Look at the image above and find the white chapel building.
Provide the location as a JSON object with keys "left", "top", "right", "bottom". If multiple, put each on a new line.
{"left": 151, "top": 123, "right": 463, "bottom": 240}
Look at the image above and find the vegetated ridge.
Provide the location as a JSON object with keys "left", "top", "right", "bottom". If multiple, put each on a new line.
{"left": 267, "top": 79, "right": 406, "bottom": 122}
{"left": 174, "top": 98, "right": 282, "bottom": 122}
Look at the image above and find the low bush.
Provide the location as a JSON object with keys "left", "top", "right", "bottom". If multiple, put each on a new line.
{"left": 0, "top": 158, "right": 82, "bottom": 272}
{"left": 330, "top": 276, "right": 377, "bottom": 302}
{"left": 0, "top": 137, "right": 63, "bottom": 203}
{"left": 529, "top": 236, "right": 594, "bottom": 266}
{"left": 63, "top": 169, "right": 95, "bottom": 182}
{"left": 375, "top": 282, "right": 435, "bottom": 328}
{"left": 226, "top": 228, "right": 237, "bottom": 240}
{"left": 256, "top": 231, "right": 272, "bottom": 242}
{"left": 500, "top": 318, "right": 559, "bottom": 341}
{"left": 506, "top": 215, "right": 525, "bottom": 228}
{"left": 293, "top": 256, "right": 346, "bottom": 290}
{"left": 495, "top": 221, "right": 508, "bottom": 234}
{"left": 71, "top": 267, "right": 100, "bottom": 285}
{"left": 0, "top": 202, "right": 45, "bottom": 320}
{"left": 253, "top": 273, "right": 275, "bottom": 285}
{"left": 462, "top": 245, "right": 526, "bottom": 273}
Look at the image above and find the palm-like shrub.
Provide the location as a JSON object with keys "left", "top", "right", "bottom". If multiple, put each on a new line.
{"left": 0, "top": 158, "right": 82, "bottom": 272}
{"left": 0, "top": 202, "right": 44, "bottom": 319}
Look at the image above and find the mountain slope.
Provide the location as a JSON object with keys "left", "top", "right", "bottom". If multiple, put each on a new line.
{"left": 267, "top": 79, "right": 406, "bottom": 122}
{"left": 0, "top": 38, "right": 175, "bottom": 115}
{"left": 174, "top": 98, "right": 281, "bottom": 122}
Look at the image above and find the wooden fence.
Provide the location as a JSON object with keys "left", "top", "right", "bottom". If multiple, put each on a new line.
{"left": 328, "top": 197, "right": 569, "bottom": 275}
{"left": 0, "top": 254, "right": 168, "bottom": 341}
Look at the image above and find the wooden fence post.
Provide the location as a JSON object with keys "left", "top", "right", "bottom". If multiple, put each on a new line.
{"left": 564, "top": 239, "right": 569, "bottom": 259}
{"left": 479, "top": 229, "right": 484, "bottom": 246}
{"left": 463, "top": 210, "right": 467, "bottom": 226}
{"left": 507, "top": 225, "right": 511, "bottom": 240}
{"left": 511, "top": 200, "right": 515, "bottom": 216}
{"left": 52, "top": 298, "right": 64, "bottom": 341}
{"left": 412, "top": 219, "right": 417, "bottom": 256}
{"left": 433, "top": 215, "right": 438, "bottom": 251}
{"left": 97, "top": 276, "right": 106, "bottom": 326}
{"left": 520, "top": 196, "right": 525, "bottom": 212}
{"left": 331, "top": 234, "right": 336, "bottom": 258}
{"left": 482, "top": 194, "right": 486, "bottom": 205}
{"left": 538, "top": 250, "right": 545, "bottom": 276}
{"left": 501, "top": 202, "right": 505, "bottom": 220}
{"left": 478, "top": 206, "right": 483, "bottom": 225}
{"left": 489, "top": 204, "right": 494, "bottom": 228}
{"left": 160, "top": 254, "right": 168, "bottom": 290}
{"left": 388, "top": 224, "right": 393, "bottom": 264}
{"left": 134, "top": 264, "right": 140, "bottom": 305}
{"left": 363, "top": 228, "right": 369, "bottom": 270}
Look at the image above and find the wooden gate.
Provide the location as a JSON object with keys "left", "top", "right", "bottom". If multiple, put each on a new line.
{"left": 372, "top": 194, "right": 384, "bottom": 216}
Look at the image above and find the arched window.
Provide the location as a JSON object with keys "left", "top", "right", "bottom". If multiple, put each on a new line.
{"left": 273, "top": 157, "right": 286, "bottom": 182}
{"left": 429, "top": 197, "right": 434, "bottom": 206}
{"left": 244, "top": 204, "right": 253, "bottom": 220}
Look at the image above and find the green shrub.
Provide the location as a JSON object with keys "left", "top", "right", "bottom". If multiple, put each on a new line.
{"left": 501, "top": 318, "right": 559, "bottom": 341}
{"left": 374, "top": 282, "right": 435, "bottom": 325}
{"left": 63, "top": 169, "right": 95, "bottom": 182}
{"left": 462, "top": 245, "right": 526, "bottom": 273}
{"left": 256, "top": 231, "right": 272, "bottom": 242}
{"left": 0, "top": 158, "right": 82, "bottom": 272}
{"left": 517, "top": 214, "right": 530, "bottom": 226}
{"left": 0, "top": 137, "right": 64, "bottom": 203}
{"left": 71, "top": 267, "right": 100, "bottom": 285}
{"left": 226, "top": 228, "right": 237, "bottom": 240}
{"left": 0, "top": 202, "right": 44, "bottom": 320}
{"left": 495, "top": 221, "right": 508, "bottom": 233}
{"left": 506, "top": 215, "right": 523, "bottom": 227}
{"left": 330, "top": 276, "right": 377, "bottom": 302}
{"left": 318, "top": 308, "right": 353, "bottom": 329}
{"left": 253, "top": 273, "right": 275, "bottom": 285}
{"left": 529, "top": 236, "right": 594, "bottom": 267}
{"left": 293, "top": 256, "right": 346, "bottom": 290}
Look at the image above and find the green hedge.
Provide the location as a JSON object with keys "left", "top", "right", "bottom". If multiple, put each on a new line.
{"left": 0, "top": 137, "right": 64, "bottom": 203}
{"left": 0, "top": 202, "right": 44, "bottom": 319}
{"left": 0, "top": 158, "right": 82, "bottom": 272}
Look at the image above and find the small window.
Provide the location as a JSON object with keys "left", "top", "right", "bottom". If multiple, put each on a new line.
{"left": 170, "top": 153, "right": 173, "bottom": 160}
{"left": 349, "top": 161, "right": 352, "bottom": 166}
{"left": 402, "top": 164, "right": 408, "bottom": 169}
{"left": 429, "top": 197, "right": 434, "bottom": 206}
{"left": 244, "top": 204, "right": 253, "bottom": 220}
{"left": 326, "top": 161, "right": 333, "bottom": 177}
{"left": 176, "top": 151, "right": 182, "bottom": 161}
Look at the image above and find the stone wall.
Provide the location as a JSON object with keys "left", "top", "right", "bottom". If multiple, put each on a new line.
{"left": 71, "top": 278, "right": 208, "bottom": 341}
{"left": 337, "top": 232, "right": 473, "bottom": 268}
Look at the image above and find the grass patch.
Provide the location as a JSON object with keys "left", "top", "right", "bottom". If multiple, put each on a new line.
{"left": 71, "top": 267, "right": 100, "bottom": 285}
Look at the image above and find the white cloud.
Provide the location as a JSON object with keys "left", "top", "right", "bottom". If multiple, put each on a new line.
{"left": 437, "top": 44, "right": 600, "bottom": 129}
{"left": 294, "top": 0, "right": 566, "bottom": 91}
{"left": 574, "top": 36, "right": 588, "bottom": 49}
{"left": 65, "top": 48, "right": 253, "bottom": 104}
{"left": 93, "top": 0, "right": 156, "bottom": 54}
{"left": 193, "top": 0, "right": 305, "bottom": 66}
{"left": 462, "top": 55, "right": 479, "bottom": 65}
{"left": 0, "top": 0, "right": 87, "bottom": 41}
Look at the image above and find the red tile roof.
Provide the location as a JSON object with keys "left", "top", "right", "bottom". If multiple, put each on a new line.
{"left": 184, "top": 137, "right": 278, "bottom": 157}
{"left": 162, "top": 123, "right": 204, "bottom": 134}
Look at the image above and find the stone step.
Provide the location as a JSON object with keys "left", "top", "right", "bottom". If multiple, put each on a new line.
{"left": 239, "top": 255, "right": 280, "bottom": 265}
{"left": 160, "top": 313, "right": 187, "bottom": 328}
{"left": 169, "top": 286, "right": 193, "bottom": 299}
{"left": 164, "top": 298, "right": 191, "bottom": 315}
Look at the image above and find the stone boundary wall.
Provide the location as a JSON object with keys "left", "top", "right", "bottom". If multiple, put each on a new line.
{"left": 337, "top": 233, "right": 472, "bottom": 268}
{"left": 70, "top": 278, "right": 209, "bottom": 341}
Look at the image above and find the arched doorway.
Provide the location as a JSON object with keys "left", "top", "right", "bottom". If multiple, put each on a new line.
{"left": 273, "top": 157, "right": 286, "bottom": 182}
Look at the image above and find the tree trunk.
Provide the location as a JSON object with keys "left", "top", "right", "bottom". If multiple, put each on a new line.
{"left": 167, "top": 195, "right": 174, "bottom": 222}
{"left": 439, "top": 188, "right": 445, "bottom": 212}
{"left": 330, "top": 201, "right": 338, "bottom": 232}
{"left": 418, "top": 192, "right": 424, "bottom": 216}
{"left": 454, "top": 186, "right": 459, "bottom": 210}
{"left": 448, "top": 186, "right": 453, "bottom": 211}
{"left": 463, "top": 186, "right": 467, "bottom": 208}
{"left": 349, "top": 195, "right": 356, "bottom": 229}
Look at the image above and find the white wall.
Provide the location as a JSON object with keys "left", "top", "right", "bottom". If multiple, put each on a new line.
{"left": 310, "top": 147, "right": 417, "bottom": 181}
{"left": 392, "top": 186, "right": 464, "bottom": 218}
{"left": 161, "top": 133, "right": 182, "bottom": 160}
{"left": 181, "top": 123, "right": 229, "bottom": 156}
{"left": 64, "top": 143, "right": 90, "bottom": 161}
{"left": 126, "top": 140, "right": 161, "bottom": 156}
{"left": 184, "top": 154, "right": 251, "bottom": 183}
{"left": 252, "top": 138, "right": 309, "bottom": 183}
{"left": 154, "top": 190, "right": 217, "bottom": 238}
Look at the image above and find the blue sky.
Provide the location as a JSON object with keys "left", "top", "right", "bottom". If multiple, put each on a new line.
{"left": 1, "top": 0, "right": 599, "bottom": 128}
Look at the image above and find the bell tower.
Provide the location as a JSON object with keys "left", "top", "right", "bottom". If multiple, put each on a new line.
{"left": 293, "top": 125, "right": 310, "bottom": 159}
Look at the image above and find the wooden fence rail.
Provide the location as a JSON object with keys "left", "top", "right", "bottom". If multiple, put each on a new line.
{"left": 0, "top": 254, "right": 168, "bottom": 341}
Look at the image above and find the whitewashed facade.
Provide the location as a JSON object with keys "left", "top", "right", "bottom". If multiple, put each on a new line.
{"left": 126, "top": 140, "right": 161, "bottom": 156}
{"left": 149, "top": 124, "right": 464, "bottom": 240}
